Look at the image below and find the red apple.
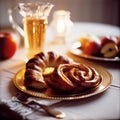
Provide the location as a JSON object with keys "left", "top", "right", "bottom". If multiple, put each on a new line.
{"left": 79, "top": 34, "right": 100, "bottom": 49}
{"left": 0, "top": 32, "right": 18, "bottom": 60}
{"left": 83, "top": 41, "right": 101, "bottom": 56}
{"left": 100, "top": 43, "right": 118, "bottom": 58}
{"left": 101, "top": 36, "right": 116, "bottom": 46}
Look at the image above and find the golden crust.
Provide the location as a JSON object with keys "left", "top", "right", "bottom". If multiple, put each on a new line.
{"left": 24, "top": 51, "right": 101, "bottom": 93}
{"left": 24, "top": 51, "right": 71, "bottom": 89}
{"left": 45, "top": 63, "right": 101, "bottom": 93}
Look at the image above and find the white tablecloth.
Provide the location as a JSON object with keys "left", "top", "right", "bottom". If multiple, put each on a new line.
{"left": 0, "top": 22, "right": 120, "bottom": 120}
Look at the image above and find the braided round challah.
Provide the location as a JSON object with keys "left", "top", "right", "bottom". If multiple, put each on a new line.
{"left": 24, "top": 51, "right": 71, "bottom": 89}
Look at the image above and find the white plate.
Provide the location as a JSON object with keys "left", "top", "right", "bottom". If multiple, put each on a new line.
{"left": 70, "top": 42, "right": 120, "bottom": 62}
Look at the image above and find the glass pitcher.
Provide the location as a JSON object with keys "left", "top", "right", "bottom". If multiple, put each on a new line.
{"left": 8, "top": 2, "right": 53, "bottom": 60}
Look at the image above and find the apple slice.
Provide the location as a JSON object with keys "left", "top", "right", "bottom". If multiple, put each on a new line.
{"left": 100, "top": 43, "right": 118, "bottom": 58}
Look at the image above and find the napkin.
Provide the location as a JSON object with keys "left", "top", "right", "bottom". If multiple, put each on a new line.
{"left": 0, "top": 99, "right": 33, "bottom": 120}
{"left": 0, "top": 96, "right": 61, "bottom": 120}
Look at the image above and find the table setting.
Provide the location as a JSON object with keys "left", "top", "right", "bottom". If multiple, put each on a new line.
{"left": 0, "top": 2, "right": 120, "bottom": 120}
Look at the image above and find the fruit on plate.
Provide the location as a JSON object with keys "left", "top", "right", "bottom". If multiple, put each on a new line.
{"left": 79, "top": 34, "right": 101, "bottom": 56}
{"left": 101, "top": 36, "right": 116, "bottom": 46}
{"left": 79, "top": 36, "right": 89, "bottom": 49}
{"left": 0, "top": 32, "right": 18, "bottom": 60}
{"left": 83, "top": 41, "right": 101, "bottom": 56}
{"left": 78, "top": 34, "right": 120, "bottom": 58}
{"left": 100, "top": 43, "right": 118, "bottom": 58}
{"left": 79, "top": 34, "right": 100, "bottom": 49}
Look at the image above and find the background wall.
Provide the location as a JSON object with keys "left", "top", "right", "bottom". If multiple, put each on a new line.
{"left": 0, "top": 0, "right": 120, "bottom": 28}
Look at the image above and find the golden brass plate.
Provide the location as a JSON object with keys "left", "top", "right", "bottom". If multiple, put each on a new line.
{"left": 13, "top": 64, "right": 112, "bottom": 100}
